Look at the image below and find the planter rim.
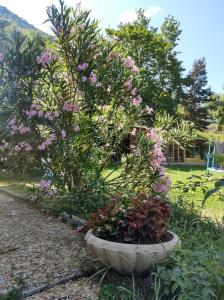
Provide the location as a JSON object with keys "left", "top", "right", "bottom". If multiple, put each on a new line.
{"left": 86, "top": 229, "right": 179, "bottom": 251}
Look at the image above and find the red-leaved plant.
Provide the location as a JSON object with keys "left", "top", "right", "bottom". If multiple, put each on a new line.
{"left": 86, "top": 193, "right": 171, "bottom": 244}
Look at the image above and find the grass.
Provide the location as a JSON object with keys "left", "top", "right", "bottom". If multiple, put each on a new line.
{"left": 1, "top": 164, "right": 224, "bottom": 220}
{"left": 0, "top": 171, "right": 38, "bottom": 197}
{"left": 166, "top": 164, "right": 224, "bottom": 221}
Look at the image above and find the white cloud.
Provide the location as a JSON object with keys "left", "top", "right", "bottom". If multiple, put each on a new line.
{"left": 119, "top": 5, "right": 161, "bottom": 23}
{"left": 145, "top": 6, "right": 161, "bottom": 18}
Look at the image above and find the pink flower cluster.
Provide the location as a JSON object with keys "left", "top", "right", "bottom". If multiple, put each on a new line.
{"left": 25, "top": 105, "right": 59, "bottom": 119}
{"left": 38, "top": 138, "right": 53, "bottom": 150}
{"left": 14, "top": 142, "right": 32, "bottom": 152}
{"left": 44, "top": 111, "right": 59, "bottom": 120}
{"left": 63, "top": 102, "right": 79, "bottom": 113}
{"left": 77, "top": 63, "right": 88, "bottom": 71}
{"left": 122, "top": 56, "right": 139, "bottom": 73}
{"left": 8, "top": 118, "right": 30, "bottom": 135}
{"left": 132, "top": 95, "right": 142, "bottom": 106}
{"left": 146, "top": 128, "right": 171, "bottom": 194}
{"left": 153, "top": 176, "right": 171, "bottom": 193}
{"left": 124, "top": 78, "right": 132, "bottom": 90}
{"left": 39, "top": 179, "right": 52, "bottom": 190}
{"left": 61, "top": 130, "right": 66, "bottom": 138}
{"left": 89, "top": 72, "right": 97, "bottom": 85}
{"left": 39, "top": 179, "right": 57, "bottom": 197}
{"left": 36, "top": 50, "right": 56, "bottom": 67}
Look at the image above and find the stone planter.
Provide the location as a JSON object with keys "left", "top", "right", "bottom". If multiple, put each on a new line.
{"left": 85, "top": 230, "right": 180, "bottom": 274}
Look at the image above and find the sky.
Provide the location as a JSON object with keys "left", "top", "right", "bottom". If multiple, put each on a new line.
{"left": 0, "top": 0, "right": 223, "bottom": 93}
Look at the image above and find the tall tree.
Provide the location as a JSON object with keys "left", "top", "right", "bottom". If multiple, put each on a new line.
{"left": 106, "top": 10, "right": 186, "bottom": 115}
{"left": 184, "top": 58, "right": 213, "bottom": 130}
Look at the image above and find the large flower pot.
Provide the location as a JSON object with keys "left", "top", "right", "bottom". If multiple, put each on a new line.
{"left": 85, "top": 230, "right": 180, "bottom": 274}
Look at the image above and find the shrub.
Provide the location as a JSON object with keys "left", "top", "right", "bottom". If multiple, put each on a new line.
{"left": 0, "top": 1, "right": 170, "bottom": 211}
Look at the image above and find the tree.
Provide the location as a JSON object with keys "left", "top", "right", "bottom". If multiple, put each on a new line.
{"left": 184, "top": 58, "right": 213, "bottom": 130}
{"left": 106, "top": 10, "right": 186, "bottom": 115}
{"left": 208, "top": 93, "right": 224, "bottom": 131}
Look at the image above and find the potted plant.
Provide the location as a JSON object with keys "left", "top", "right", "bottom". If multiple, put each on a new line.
{"left": 85, "top": 193, "right": 179, "bottom": 274}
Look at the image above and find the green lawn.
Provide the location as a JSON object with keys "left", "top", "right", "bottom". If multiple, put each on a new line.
{"left": 0, "top": 171, "right": 37, "bottom": 197}
{"left": 167, "top": 164, "right": 224, "bottom": 221}
{"left": 0, "top": 164, "right": 224, "bottom": 221}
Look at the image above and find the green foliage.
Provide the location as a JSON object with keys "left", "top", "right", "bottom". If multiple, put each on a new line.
{"left": 0, "top": 30, "right": 45, "bottom": 121}
{"left": 208, "top": 93, "right": 224, "bottom": 131}
{"left": 106, "top": 11, "right": 185, "bottom": 115}
{"left": 149, "top": 197, "right": 224, "bottom": 299}
{"left": 154, "top": 112, "right": 195, "bottom": 155}
{"left": 213, "top": 153, "right": 224, "bottom": 165}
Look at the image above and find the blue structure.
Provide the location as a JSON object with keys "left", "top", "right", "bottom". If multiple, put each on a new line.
{"left": 206, "top": 140, "right": 224, "bottom": 173}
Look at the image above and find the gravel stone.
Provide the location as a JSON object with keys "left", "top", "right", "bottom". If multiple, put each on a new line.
{"left": 0, "top": 193, "right": 98, "bottom": 299}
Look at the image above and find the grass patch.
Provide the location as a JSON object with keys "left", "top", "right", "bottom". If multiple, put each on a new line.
{"left": 167, "top": 164, "right": 224, "bottom": 220}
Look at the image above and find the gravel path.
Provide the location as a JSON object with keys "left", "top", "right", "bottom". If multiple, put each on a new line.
{"left": 0, "top": 193, "right": 98, "bottom": 299}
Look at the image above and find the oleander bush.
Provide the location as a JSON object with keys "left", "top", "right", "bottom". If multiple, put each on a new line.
{"left": 0, "top": 0, "right": 170, "bottom": 212}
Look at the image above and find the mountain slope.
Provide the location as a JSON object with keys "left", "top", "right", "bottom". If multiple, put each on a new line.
{"left": 0, "top": 5, "right": 48, "bottom": 38}
{"left": 0, "top": 5, "right": 37, "bottom": 30}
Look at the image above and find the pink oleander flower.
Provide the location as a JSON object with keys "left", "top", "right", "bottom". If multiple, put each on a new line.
{"left": 132, "top": 65, "right": 139, "bottom": 73}
{"left": 25, "top": 109, "right": 37, "bottom": 119}
{"left": 14, "top": 142, "right": 32, "bottom": 152}
{"left": 152, "top": 176, "right": 171, "bottom": 193}
{"left": 44, "top": 112, "right": 54, "bottom": 120}
{"left": 50, "top": 133, "right": 56, "bottom": 140}
{"left": 63, "top": 102, "right": 79, "bottom": 113}
{"left": 132, "top": 95, "right": 142, "bottom": 106}
{"left": 38, "top": 138, "right": 53, "bottom": 150}
{"left": 18, "top": 124, "right": 30, "bottom": 134}
{"left": 39, "top": 179, "right": 52, "bottom": 190}
{"left": 36, "top": 50, "right": 56, "bottom": 67}
{"left": 61, "top": 130, "right": 66, "bottom": 138}
{"left": 77, "top": 63, "right": 89, "bottom": 71}
{"left": 131, "top": 88, "right": 137, "bottom": 96}
{"left": 124, "top": 78, "right": 132, "bottom": 90}
{"left": 38, "top": 144, "right": 46, "bottom": 150}
{"left": 89, "top": 72, "right": 97, "bottom": 85}
{"left": 146, "top": 129, "right": 162, "bottom": 146}
{"left": 44, "top": 138, "right": 52, "bottom": 146}
{"left": 122, "top": 56, "right": 139, "bottom": 73}
{"left": 8, "top": 118, "right": 16, "bottom": 126}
